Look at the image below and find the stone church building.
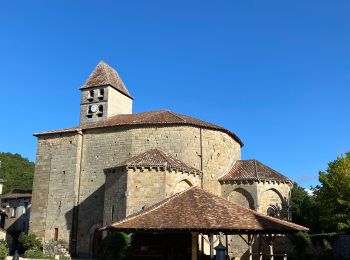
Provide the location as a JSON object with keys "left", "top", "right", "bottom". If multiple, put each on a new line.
{"left": 30, "top": 61, "right": 293, "bottom": 258}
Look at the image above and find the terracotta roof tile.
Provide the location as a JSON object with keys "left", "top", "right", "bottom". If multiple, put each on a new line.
{"left": 80, "top": 61, "right": 133, "bottom": 99}
{"left": 106, "top": 148, "right": 201, "bottom": 175}
{"left": 104, "top": 186, "right": 307, "bottom": 233}
{"left": 219, "top": 160, "right": 291, "bottom": 183}
{"left": 34, "top": 110, "right": 243, "bottom": 147}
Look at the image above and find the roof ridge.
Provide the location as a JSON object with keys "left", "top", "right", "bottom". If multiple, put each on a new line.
{"left": 165, "top": 110, "right": 187, "bottom": 123}
{"left": 254, "top": 159, "right": 258, "bottom": 179}
{"left": 109, "top": 186, "right": 197, "bottom": 227}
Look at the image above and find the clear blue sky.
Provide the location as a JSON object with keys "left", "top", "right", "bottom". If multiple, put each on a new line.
{"left": 1, "top": 1, "right": 349, "bottom": 188}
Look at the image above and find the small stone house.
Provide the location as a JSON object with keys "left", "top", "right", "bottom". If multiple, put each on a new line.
{"left": 1, "top": 189, "right": 32, "bottom": 235}
{"left": 30, "top": 61, "right": 295, "bottom": 259}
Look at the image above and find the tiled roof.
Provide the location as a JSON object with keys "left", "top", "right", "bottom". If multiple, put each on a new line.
{"left": 34, "top": 110, "right": 243, "bottom": 146}
{"left": 219, "top": 160, "right": 291, "bottom": 183}
{"left": 80, "top": 61, "right": 133, "bottom": 99}
{"left": 1, "top": 189, "right": 32, "bottom": 200}
{"left": 103, "top": 186, "right": 308, "bottom": 233}
{"left": 106, "top": 148, "right": 201, "bottom": 175}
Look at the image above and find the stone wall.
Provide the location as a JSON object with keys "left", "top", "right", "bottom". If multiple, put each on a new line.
{"left": 30, "top": 132, "right": 82, "bottom": 243}
{"left": 107, "top": 86, "right": 132, "bottom": 116}
{"left": 31, "top": 125, "right": 241, "bottom": 257}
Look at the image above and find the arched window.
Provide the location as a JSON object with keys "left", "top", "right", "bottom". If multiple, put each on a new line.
{"left": 98, "top": 89, "right": 104, "bottom": 100}
{"left": 86, "top": 105, "right": 93, "bottom": 118}
{"left": 88, "top": 90, "right": 94, "bottom": 101}
{"left": 97, "top": 105, "right": 103, "bottom": 117}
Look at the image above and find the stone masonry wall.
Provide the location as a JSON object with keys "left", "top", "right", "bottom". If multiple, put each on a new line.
{"left": 103, "top": 169, "right": 127, "bottom": 226}
{"left": 30, "top": 132, "right": 82, "bottom": 245}
{"left": 31, "top": 125, "right": 241, "bottom": 257}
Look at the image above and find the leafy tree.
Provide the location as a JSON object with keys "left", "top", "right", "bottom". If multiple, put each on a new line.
{"left": 290, "top": 183, "right": 321, "bottom": 232}
{"left": 315, "top": 152, "right": 350, "bottom": 233}
{"left": 0, "top": 152, "right": 34, "bottom": 193}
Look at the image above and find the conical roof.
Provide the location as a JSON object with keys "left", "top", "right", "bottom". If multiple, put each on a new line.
{"left": 219, "top": 160, "right": 291, "bottom": 183}
{"left": 80, "top": 61, "right": 132, "bottom": 99}
{"left": 106, "top": 148, "right": 201, "bottom": 175}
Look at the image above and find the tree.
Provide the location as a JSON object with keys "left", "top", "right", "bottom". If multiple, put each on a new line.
{"left": 290, "top": 182, "right": 321, "bottom": 233}
{"left": 315, "top": 152, "right": 350, "bottom": 233}
{"left": 0, "top": 152, "right": 34, "bottom": 193}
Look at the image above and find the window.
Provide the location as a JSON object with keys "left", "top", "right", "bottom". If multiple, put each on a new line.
{"left": 97, "top": 105, "right": 103, "bottom": 117}
{"left": 88, "top": 90, "right": 94, "bottom": 101}
{"left": 11, "top": 207, "right": 16, "bottom": 218}
{"left": 98, "top": 89, "right": 104, "bottom": 100}
{"left": 54, "top": 228, "right": 58, "bottom": 241}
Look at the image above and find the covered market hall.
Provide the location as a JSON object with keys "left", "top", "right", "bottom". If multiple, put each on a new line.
{"left": 101, "top": 187, "right": 308, "bottom": 260}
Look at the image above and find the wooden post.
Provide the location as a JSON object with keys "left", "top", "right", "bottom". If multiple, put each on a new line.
{"left": 225, "top": 235, "right": 229, "bottom": 259}
{"left": 192, "top": 233, "right": 198, "bottom": 260}
{"left": 210, "top": 233, "right": 214, "bottom": 260}
{"left": 269, "top": 242, "right": 274, "bottom": 260}
{"left": 248, "top": 234, "right": 253, "bottom": 260}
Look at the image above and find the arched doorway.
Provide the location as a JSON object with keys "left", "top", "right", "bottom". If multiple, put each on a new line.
{"left": 91, "top": 228, "right": 102, "bottom": 258}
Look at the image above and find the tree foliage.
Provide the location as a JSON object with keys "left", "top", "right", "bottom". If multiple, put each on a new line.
{"left": 315, "top": 152, "right": 350, "bottom": 233}
{"left": 290, "top": 183, "right": 320, "bottom": 232}
{"left": 18, "top": 232, "right": 42, "bottom": 253}
{"left": 0, "top": 152, "right": 34, "bottom": 193}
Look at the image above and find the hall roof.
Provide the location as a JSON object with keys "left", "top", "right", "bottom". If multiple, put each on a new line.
{"left": 102, "top": 186, "right": 308, "bottom": 234}
{"left": 219, "top": 160, "right": 291, "bottom": 183}
{"left": 105, "top": 148, "right": 201, "bottom": 175}
{"left": 34, "top": 110, "right": 243, "bottom": 146}
{"left": 80, "top": 61, "right": 133, "bottom": 99}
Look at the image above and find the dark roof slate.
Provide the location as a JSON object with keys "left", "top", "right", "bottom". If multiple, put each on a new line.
{"left": 219, "top": 160, "right": 291, "bottom": 183}
{"left": 103, "top": 186, "right": 308, "bottom": 233}
{"left": 106, "top": 148, "right": 201, "bottom": 175}
{"left": 80, "top": 61, "right": 133, "bottom": 99}
{"left": 34, "top": 110, "right": 243, "bottom": 147}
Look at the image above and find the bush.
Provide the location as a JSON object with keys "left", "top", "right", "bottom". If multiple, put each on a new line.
{"left": 18, "top": 232, "right": 42, "bottom": 252}
{"left": 290, "top": 232, "right": 311, "bottom": 259}
{"left": 24, "top": 248, "right": 44, "bottom": 258}
{"left": 0, "top": 240, "right": 7, "bottom": 260}
{"left": 97, "top": 232, "right": 131, "bottom": 260}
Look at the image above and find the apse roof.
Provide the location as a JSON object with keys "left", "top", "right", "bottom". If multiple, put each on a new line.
{"left": 219, "top": 160, "right": 291, "bottom": 183}
{"left": 105, "top": 148, "right": 201, "bottom": 175}
{"left": 34, "top": 110, "right": 243, "bottom": 147}
{"left": 102, "top": 186, "right": 307, "bottom": 233}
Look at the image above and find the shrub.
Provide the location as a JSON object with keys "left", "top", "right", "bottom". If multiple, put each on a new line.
{"left": 97, "top": 232, "right": 131, "bottom": 260}
{"left": 24, "top": 248, "right": 44, "bottom": 258}
{"left": 290, "top": 232, "right": 311, "bottom": 259}
{"left": 0, "top": 240, "right": 7, "bottom": 260}
{"left": 18, "top": 232, "right": 42, "bottom": 252}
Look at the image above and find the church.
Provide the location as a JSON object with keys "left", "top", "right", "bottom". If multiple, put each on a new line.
{"left": 30, "top": 61, "right": 303, "bottom": 259}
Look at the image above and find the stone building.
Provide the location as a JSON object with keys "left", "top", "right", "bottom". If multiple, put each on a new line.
{"left": 0, "top": 189, "right": 32, "bottom": 235}
{"left": 30, "top": 61, "right": 293, "bottom": 258}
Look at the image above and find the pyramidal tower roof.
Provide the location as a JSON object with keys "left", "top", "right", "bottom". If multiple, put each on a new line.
{"left": 80, "top": 61, "right": 133, "bottom": 99}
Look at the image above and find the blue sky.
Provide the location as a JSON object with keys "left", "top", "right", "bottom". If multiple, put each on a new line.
{"left": 1, "top": 1, "right": 349, "bottom": 188}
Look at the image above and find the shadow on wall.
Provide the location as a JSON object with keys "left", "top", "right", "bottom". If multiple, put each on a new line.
{"left": 64, "top": 184, "right": 105, "bottom": 258}
{"left": 5, "top": 212, "right": 30, "bottom": 253}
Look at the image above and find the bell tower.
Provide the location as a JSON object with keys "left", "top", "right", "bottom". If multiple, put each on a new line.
{"left": 79, "top": 61, "right": 133, "bottom": 125}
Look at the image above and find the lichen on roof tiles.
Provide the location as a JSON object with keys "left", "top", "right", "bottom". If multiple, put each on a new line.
{"left": 219, "top": 160, "right": 291, "bottom": 182}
